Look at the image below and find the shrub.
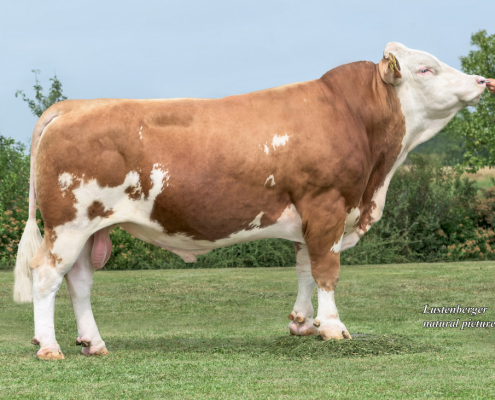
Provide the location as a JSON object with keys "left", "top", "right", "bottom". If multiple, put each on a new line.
{"left": 443, "top": 228, "right": 495, "bottom": 261}
{"left": 342, "top": 155, "right": 482, "bottom": 264}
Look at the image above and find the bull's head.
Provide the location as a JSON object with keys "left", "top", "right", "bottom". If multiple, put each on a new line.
{"left": 378, "top": 41, "right": 487, "bottom": 147}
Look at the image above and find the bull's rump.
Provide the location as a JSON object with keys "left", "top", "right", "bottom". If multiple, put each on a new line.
{"left": 34, "top": 90, "right": 323, "bottom": 245}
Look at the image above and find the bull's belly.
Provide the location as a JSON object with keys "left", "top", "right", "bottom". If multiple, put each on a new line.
{"left": 120, "top": 204, "right": 304, "bottom": 262}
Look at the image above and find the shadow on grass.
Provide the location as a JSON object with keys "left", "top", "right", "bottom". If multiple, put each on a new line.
{"left": 106, "top": 333, "right": 437, "bottom": 360}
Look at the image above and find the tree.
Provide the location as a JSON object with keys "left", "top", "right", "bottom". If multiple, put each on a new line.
{"left": 450, "top": 30, "right": 495, "bottom": 171}
{"left": 0, "top": 136, "right": 30, "bottom": 210}
{"left": 15, "top": 70, "right": 67, "bottom": 118}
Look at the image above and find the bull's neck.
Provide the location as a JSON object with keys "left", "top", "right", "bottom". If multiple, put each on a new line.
{"left": 319, "top": 62, "right": 407, "bottom": 218}
{"left": 319, "top": 62, "right": 406, "bottom": 168}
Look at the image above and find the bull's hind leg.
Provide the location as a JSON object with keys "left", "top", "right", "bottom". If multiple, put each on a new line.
{"left": 31, "top": 231, "right": 90, "bottom": 359}
{"left": 288, "top": 243, "right": 317, "bottom": 336}
{"left": 65, "top": 236, "right": 108, "bottom": 356}
{"left": 31, "top": 239, "right": 65, "bottom": 359}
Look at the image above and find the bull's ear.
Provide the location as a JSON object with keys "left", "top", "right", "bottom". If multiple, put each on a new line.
{"left": 379, "top": 52, "right": 402, "bottom": 86}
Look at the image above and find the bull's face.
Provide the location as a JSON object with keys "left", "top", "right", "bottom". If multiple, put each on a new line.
{"left": 378, "top": 42, "right": 487, "bottom": 148}
{"left": 380, "top": 42, "right": 486, "bottom": 117}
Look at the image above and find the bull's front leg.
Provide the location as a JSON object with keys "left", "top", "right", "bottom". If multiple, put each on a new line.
{"left": 298, "top": 203, "right": 352, "bottom": 340}
{"left": 288, "top": 243, "right": 318, "bottom": 336}
{"left": 309, "top": 228, "right": 352, "bottom": 340}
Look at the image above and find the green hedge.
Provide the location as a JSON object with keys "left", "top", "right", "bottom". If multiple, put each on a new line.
{"left": 341, "top": 155, "right": 495, "bottom": 264}
{"left": 2, "top": 134, "right": 495, "bottom": 269}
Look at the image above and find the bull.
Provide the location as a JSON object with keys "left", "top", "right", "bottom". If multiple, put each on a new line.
{"left": 14, "top": 42, "right": 487, "bottom": 359}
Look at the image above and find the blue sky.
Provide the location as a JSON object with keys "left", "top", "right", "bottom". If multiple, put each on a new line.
{"left": 1, "top": 0, "right": 493, "bottom": 144}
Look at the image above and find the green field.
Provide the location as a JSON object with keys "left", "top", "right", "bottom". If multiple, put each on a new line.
{"left": 1, "top": 262, "right": 495, "bottom": 399}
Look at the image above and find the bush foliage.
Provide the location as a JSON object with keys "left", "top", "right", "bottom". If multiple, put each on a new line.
{"left": 1, "top": 133, "right": 495, "bottom": 269}
{"left": 341, "top": 155, "right": 495, "bottom": 264}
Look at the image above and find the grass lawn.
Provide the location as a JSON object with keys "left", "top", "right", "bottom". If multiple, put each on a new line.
{"left": 1, "top": 261, "right": 495, "bottom": 399}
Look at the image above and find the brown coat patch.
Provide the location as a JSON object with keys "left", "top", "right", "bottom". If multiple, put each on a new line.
{"left": 87, "top": 201, "right": 114, "bottom": 220}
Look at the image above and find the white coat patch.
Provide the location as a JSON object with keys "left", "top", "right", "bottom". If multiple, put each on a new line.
{"left": 249, "top": 212, "right": 264, "bottom": 228}
{"left": 51, "top": 164, "right": 169, "bottom": 267}
{"left": 138, "top": 126, "right": 143, "bottom": 140}
{"left": 330, "top": 233, "right": 344, "bottom": 253}
{"left": 58, "top": 173, "right": 75, "bottom": 195}
{"left": 272, "top": 134, "right": 289, "bottom": 150}
{"left": 264, "top": 175, "right": 276, "bottom": 186}
{"left": 258, "top": 143, "right": 270, "bottom": 154}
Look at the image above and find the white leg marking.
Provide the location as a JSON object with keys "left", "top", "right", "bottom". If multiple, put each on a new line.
{"left": 66, "top": 238, "right": 107, "bottom": 356}
{"left": 315, "top": 289, "right": 351, "bottom": 340}
{"left": 33, "top": 267, "right": 64, "bottom": 357}
{"left": 289, "top": 244, "right": 318, "bottom": 336}
{"left": 317, "top": 289, "right": 339, "bottom": 320}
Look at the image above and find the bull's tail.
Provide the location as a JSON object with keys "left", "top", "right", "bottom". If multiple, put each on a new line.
{"left": 13, "top": 172, "right": 42, "bottom": 303}
{"left": 13, "top": 108, "right": 60, "bottom": 303}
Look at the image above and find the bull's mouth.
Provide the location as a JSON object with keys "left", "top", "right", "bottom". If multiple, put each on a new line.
{"left": 469, "top": 94, "right": 481, "bottom": 106}
{"left": 466, "top": 93, "right": 483, "bottom": 106}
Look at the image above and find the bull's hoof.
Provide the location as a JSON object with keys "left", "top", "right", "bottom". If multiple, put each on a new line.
{"left": 288, "top": 317, "right": 318, "bottom": 336}
{"left": 318, "top": 322, "right": 352, "bottom": 341}
{"left": 37, "top": 345, "right": 65, "bottom": 360}
{"left": 82, "top": 346, "right": 109, "bottom": 356}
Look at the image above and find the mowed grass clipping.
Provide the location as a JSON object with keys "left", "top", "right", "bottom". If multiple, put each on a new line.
{"left": 1, "top": 262, "right": 495, "bottom": 399}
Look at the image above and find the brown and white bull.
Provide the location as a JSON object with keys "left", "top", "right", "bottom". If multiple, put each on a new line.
{"left": 14, "top": 42, "right": 487, "bottom": 359}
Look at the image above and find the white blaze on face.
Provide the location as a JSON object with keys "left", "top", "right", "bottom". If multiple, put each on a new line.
{"left": 271, "top": 134, "right": 289, "bottom": 150}
{"left": 264, "top": 175, "right": 276, "bottom": 187}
